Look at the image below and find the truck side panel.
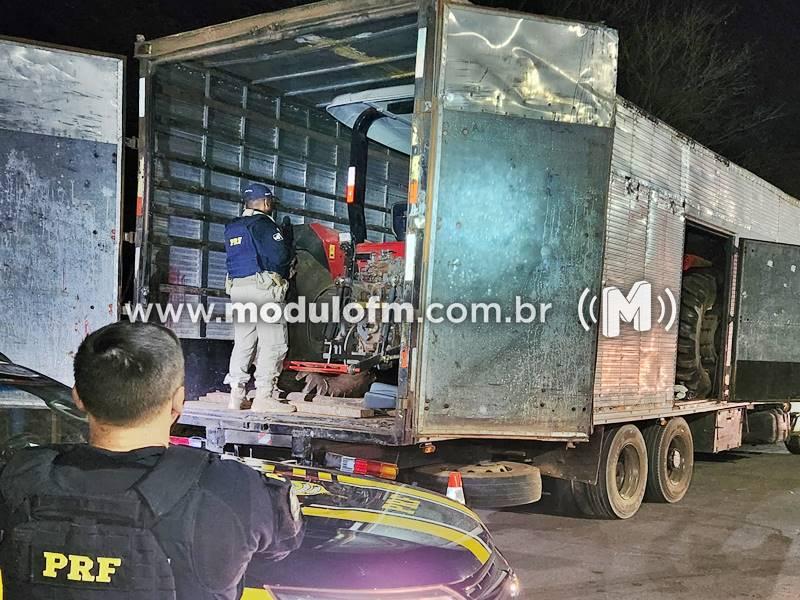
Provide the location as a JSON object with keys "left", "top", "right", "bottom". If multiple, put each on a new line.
{"left": 0, "top": 38, "right": 124, "bottom": 385}
{"left": 595, "top": 99, "right": 800, "bottom": 417}
{"left": 413, "top": 3, "right": 618, "bottom": 440}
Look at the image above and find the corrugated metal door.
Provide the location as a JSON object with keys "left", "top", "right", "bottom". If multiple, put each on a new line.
{"left": 413, "top": 4, "right": 618, "bottom": 438}
{"left": 139, "top": 62, "right": 408, "bottom": 340}
{"left": 0, "top": 39, "right": 124, "bottom": 385}
{"left": 734, "top": 239, "right": 800, "bottom": 401}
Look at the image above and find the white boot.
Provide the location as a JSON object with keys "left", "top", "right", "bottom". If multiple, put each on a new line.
{"left": 250, "top": 387, "right": 296, "bottom": 413}
{"left": 228, "top": 385, "right": 248, "bottom": 410}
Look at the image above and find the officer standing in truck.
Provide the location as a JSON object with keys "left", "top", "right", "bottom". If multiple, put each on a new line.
{"left": 224, "top": 182, "right": 295, "bottom": 413}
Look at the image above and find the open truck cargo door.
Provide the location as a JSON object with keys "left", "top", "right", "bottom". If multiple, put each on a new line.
{"left": 411, "top": 4, "right": 618, "bottom": 439}
{"left": 0, "top": 38, "right": 124, "bottom": 385}
{"left": 733, "top": 239, "right": 800, "bottom": 402}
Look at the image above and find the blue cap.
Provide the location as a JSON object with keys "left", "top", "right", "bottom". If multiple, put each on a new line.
{"left": 242, "top": 182, "right": 275, "bottom": 202}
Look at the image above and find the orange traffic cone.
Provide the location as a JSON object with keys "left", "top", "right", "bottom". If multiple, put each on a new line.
{"left": 446, "top": 471, "right": 466, "bottom": 504}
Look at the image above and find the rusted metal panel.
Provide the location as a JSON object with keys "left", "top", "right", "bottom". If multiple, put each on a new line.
{"left": 594, "top": 399, "right": 750, "bottom": 425}
{"left": 689, "top": 406, "right": 743, "bottom": 453}
{"left": 438, "top": 4, "right": 617, "bottom": 126}
{"left": 593, "top": 174, "right": 684, "bottom": 413}
{"left": 736, "top": 240, "right": 800, "bottom": 363}
{"left": 416, "top": 112, "right": 612, "bottom": 439}
{"left": 136, "top": 0, "right": 417, "bottom": 63}
{"left": 733, "top": 240, "right": 800, "bottom": 401}
{"left": 0, "top": 39, "right": 122, "bottom": 145}
{"left": 596, "top": 98, "right": 800, "bottom": 416}
{"left": 613, "top": 99, "right": 800, "bottom": 246}
{"left": 0, "top": 38, "right": 123, "bottom": 385}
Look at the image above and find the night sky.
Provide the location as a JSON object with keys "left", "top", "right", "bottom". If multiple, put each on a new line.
{"left": 1, "top": 0, "right": 798, "bottom": 197}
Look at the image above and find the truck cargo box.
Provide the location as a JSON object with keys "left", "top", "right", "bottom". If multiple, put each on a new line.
{"left": 134, "top": 0, "right": 800, "bottom": 450}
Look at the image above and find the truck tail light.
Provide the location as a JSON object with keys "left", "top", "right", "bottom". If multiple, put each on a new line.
{"left": 169, "top": 435, "right": 205, "bottom": 448}
{"left": 326, "top": 452, "right": 399, "bottom": 480}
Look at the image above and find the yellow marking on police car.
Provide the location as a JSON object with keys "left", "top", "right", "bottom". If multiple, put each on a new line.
{"left": 301, "top": 506, "right": 491, "bottom": 565}
{"left": 229, "top": 236, "right": 243, "bottom": 246}
{"left": 241, "top": 588, "right": 276, "bottom": 599}
{"left": 290, "top": 481, "right": 330, "bottom": 497}
{"left": 291, "top": 467, "right": 307, "bottom": 477}
{"left": 335, "top": 474, "right": 480, "bottom": 521}
{"left": 318, "top": 471, "right": 333, "bottom": 481}
{"left": 382, "top": 493, "right": 421, "bottom": 515}
{"left": 42, "top": 552, "right": 121, "bottom": 583}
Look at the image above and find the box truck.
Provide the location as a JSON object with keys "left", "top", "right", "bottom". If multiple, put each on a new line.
{"left": 7, "top": 0, "right": 787, "bottom": 519}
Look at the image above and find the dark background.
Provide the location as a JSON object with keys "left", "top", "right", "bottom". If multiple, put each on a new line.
{"left": 1, "top": 0, "right": 797, "bottom": 218}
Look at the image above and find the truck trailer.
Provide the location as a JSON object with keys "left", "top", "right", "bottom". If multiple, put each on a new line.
{"left": 131, "top": 0, "right": 800, "bottom": 518}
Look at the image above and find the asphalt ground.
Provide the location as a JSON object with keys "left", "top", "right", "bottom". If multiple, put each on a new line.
{"left": 480, "top": 445, "right": 800, "bottom": 599}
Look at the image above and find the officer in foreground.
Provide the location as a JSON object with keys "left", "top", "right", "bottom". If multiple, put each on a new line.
{"left": 0, "top": 321, "right": 304, "bottom": 600}
{"left": 225, "top": 182, "right": 294, "bottom": 413}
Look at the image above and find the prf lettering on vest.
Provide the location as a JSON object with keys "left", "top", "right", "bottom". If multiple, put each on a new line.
{"left": 42, "top": 552, "right": 122, "bottom": 583}
{"left": 229, "top": 236, "right": 243, "bottom": 246}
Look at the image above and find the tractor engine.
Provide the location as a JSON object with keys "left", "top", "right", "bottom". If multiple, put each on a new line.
{"left": 285, "top": 223, "right": 404, "bottom": 377}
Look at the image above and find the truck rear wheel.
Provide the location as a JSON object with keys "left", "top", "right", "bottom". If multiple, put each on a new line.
{"left": 786, "top": 436, "right": 800, "bottom": 455}
{"left": 643, "top": 417, "right": 694, "bottom": 503}
{"left": 408, "top": 461, "right": 542, "bottom": 508}
{"left": 574, "top": 425, "right": 648, "bottom": 519}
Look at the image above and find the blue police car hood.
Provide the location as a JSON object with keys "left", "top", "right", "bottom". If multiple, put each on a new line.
{"left": 238, "top": 460, "right": 502, "bottom": 592}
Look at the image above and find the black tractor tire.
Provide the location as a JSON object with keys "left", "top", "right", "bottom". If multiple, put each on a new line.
{"left": 676, "top": 272, "right": 718, "bottom": 399}
{"left": 408, "top": 461, "right": 542, "bottom": 509}
{"left": 786, "top": 435, "right": 800, "bottom": 455}
{"left": 572, "top": 425, "right": 648, "bottom": 519}
{"left": 643, "top": 418, "right": 694, "bottom": 503}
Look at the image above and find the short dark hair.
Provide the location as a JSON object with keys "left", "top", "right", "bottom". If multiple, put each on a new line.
{"left": 74, "top": 322, "right": 185, "bottom": 426}
{"left": 245, "top": 196, "right": 274, "bottom": 211}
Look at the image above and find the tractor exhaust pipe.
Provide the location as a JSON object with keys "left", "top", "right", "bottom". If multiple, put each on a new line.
{"left": 346, "top": 107, "right": 385, "bottom": 245}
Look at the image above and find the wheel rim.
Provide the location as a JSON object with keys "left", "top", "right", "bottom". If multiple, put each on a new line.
{"left": 615, "top": 444, "right": 642, "bottom": 500}
{"left": 462, "top": 462, "right": 512, "bottom": 475}
{"left": 665, "top": 430, "right": 692, "bottom": 492}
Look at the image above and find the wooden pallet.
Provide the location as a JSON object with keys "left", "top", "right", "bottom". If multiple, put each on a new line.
{"left": 285, "top": 392, "right": 373, "bottom": 418}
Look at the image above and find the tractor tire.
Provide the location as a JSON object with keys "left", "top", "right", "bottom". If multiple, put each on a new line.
{"left": 409, "top": 461, "right": 542, "bottom": 509}
{"left": 572, "top": 425, "right": 648, "bottom": 519}
{"left": 676, "top": 272, "right": 718, "bottom": 399}
{"left": 643, "top": 418, "right": 694, "bottom": 503}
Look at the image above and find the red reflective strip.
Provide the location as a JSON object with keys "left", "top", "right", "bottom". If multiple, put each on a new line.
{"left": 136, "top": 195, "right": 144, "bottom": 217}
{"left": 284, "top": 360, "right": 350, "bottom": 374}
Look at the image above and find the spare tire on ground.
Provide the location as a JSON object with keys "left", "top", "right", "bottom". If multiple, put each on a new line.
{"left": 408, "top": 461, "right": 542, "bottom": 508}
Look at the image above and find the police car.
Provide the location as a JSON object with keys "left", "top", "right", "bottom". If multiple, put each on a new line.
{"left": 0, "top": 356, "right": 520, "bottom": 600}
